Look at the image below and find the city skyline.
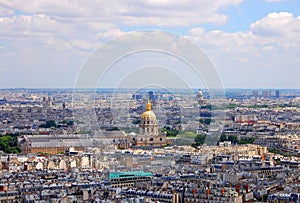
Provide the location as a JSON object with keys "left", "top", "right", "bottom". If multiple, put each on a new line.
{"left": 0, "top": 1, "right": 300, "bottom": 89}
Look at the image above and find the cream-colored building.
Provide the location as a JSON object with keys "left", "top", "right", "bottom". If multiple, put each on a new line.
{"left": 131, "top": 100, "right": 166, "bottom": 147}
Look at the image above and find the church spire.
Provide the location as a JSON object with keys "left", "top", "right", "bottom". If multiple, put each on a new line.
{"left": 146, "top": 98, "right": 151, "bottom": 111}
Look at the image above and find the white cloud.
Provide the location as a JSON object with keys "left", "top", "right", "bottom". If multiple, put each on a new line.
{"left": 0, "top": 1, "right": 299, "bottom": 88}
{"left": 250, "top": 12, "right": 299, "bottom": 36}
{"left": 72, "top": 39, "right": 99, "bottom": 50}
{"left": 0, "top": 0, "right": 245, "bottom": 55}
{"left": 189, "top": 12, "right": 300, "bottom": 53}
{"left": 250, "top": 12, "right": 300, "bottom": 51}
{"left": 0, "top": 6, "right": 14, "bottom": 17}
{"left": 0, "top": 14, "right": 74, "bottom": 38}
{"left": 187, "top": 12, "right": 300, "bottom": 88}
{"left": 95, "top": 28, "right": 124, "bottom": 41}
{"left": 0, "top": 0, "right": 243, "bottom": 27}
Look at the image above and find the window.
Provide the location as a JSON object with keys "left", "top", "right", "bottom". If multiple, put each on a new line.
{"left": 150, "top": 138, "right": 154, "bottom": 141}
{"left": 160, "top": 138, "right": 163, "bottom": 141}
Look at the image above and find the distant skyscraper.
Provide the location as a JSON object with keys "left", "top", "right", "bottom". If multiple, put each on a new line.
{"left": 149, "top": 91, "right": 154, "bottom": 100}
{"left": 275, "top": 90, "right": 280, "bottom": 98}
{"left": 262, "top": 90, "right": 271, "bottom": 98}
{"left": 148, "top": 90, "right": 158, "bottom": 101}
{"left": 132, "top": 94, "right": 142, "bottom": 100}
{"left": 252, "top": 90, "right": 259, "bottom": 98}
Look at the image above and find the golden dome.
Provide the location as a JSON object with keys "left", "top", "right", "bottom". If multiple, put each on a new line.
{"left": 141, "top": 110, "right": 156, "bottom": 120}
{"left": 141, "top": 99, "right": 156, "bottom": 120}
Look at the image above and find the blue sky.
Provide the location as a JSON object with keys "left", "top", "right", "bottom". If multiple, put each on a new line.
{"left": 220, "top": 0, "right": 300, "bottom": 32}
{"left": 0, "top": 0, "right": 299, "bottom": 89}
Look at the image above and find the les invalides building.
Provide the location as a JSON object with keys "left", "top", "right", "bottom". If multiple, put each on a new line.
{"left": 131, "top": 100, "right": 167, "bottom": 147}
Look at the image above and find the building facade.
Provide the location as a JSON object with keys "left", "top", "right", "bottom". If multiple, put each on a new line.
{"left": 131, "top": 100, "right": 167, "bottom": 147}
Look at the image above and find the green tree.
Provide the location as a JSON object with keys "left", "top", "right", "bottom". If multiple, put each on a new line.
{"left": 238, "top": 137, "right": 255, "bottom": 144}
{"left": 161, "top": 126, "right": 179, "bottom": 137}
{"left": 199, "top": 118, "right": 211, "bottom": 125}
{"left": 192, "top": 134, "right": 207, "bottom": 147}
{"left": 39, "top": 120, "right": 57, "bottom": 128}
{"left": 0, "top": 135, "right": 21, "bottom": 154}
{"left": 219, "top": 134, "right": 239, "bottom": 144}
{"left": 179, "top": 131, "right": 197, "bottom": 139}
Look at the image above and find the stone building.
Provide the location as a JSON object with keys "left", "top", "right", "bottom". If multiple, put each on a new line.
{"left": 18, "top": 131, "right": 130, "bottom": 154}
{"left": 131, "top": 100, "right": 167, "bottom": 147}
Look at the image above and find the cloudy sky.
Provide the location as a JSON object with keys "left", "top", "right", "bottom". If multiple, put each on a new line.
{"left": 0, "top": 0, "right": 299, "bottom": 89}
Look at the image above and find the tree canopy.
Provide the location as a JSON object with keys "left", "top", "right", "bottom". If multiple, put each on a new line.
{"left": 0, "top": 134, "right": 21, "bottom": 154}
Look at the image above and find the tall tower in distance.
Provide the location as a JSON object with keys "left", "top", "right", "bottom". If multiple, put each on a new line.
{"left": 197, "top": 90, "right": 206, "bottom": 132}
{"left": 42, "top": 96, "right": 53, "bottom": 109}
{"left": 196, "top": 90, "right": 204, "bottom": 106}
{"left": 275, "top": 90, "right": 280, "bottom": 98}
